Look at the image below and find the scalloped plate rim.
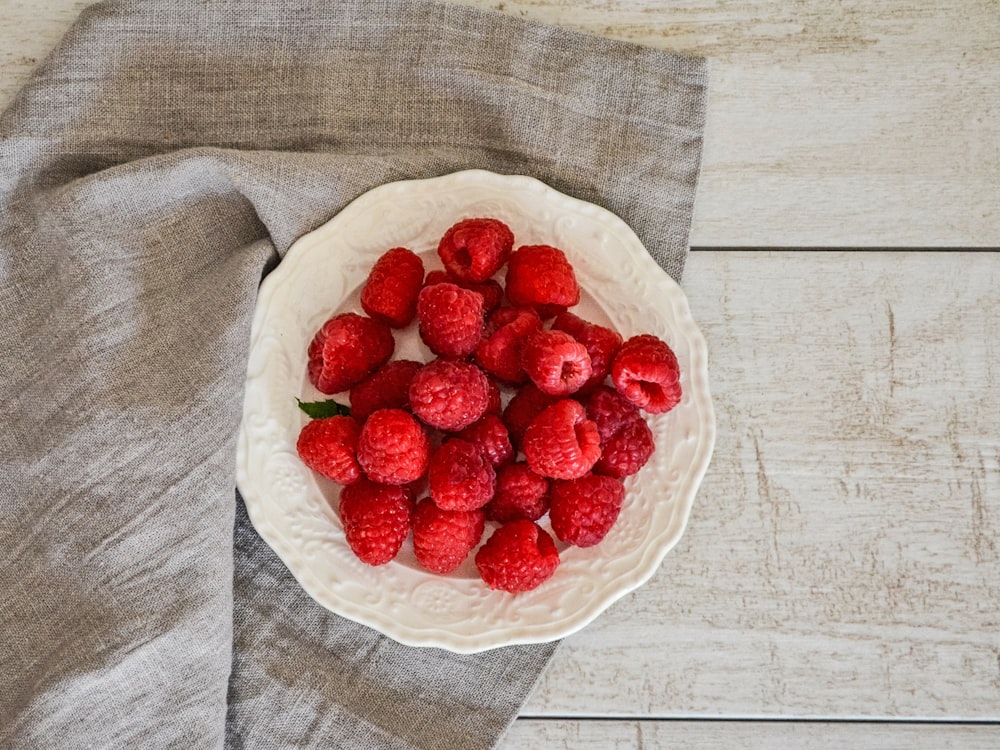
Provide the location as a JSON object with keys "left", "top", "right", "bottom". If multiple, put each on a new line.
{"left": 236, "top": 169, "right": 715, "bottom": 654}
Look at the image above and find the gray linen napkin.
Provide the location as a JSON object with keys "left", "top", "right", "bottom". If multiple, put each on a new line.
{"left": 0, "top": 1, "right": 707, "bottom": 747}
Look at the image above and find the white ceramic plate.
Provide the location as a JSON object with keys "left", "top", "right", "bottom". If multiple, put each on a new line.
{"left": 236, "top": 170, "right": 715, "bottom": 653}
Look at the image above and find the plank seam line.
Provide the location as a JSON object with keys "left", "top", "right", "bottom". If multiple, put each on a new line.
{"left": 516, "top": 716, "right": 1000, "bottom": 726}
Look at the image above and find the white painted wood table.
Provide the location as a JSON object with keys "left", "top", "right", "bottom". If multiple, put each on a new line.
{"left": 4, "top": 1, "right": 998, "bottom": 747}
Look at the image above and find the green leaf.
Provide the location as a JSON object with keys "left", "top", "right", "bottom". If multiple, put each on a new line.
{"left": 296, "top": 398, "right": 350, "bottom": 419}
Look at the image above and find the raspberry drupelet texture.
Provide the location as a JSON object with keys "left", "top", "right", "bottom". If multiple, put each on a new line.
{"left": 549, "top": 473, "right": 625, "bottom": 547}
{"left": 585, "top": 385, "right": 642, "bottom": 443}
{"left": 307, "top": 312, "right": 394, "bottom": 394}
{"left": 504, "top": 244, "right": 580, "bottom": 319}
{"left": 295, "top": 415, "right": 362, "bottom": 486}
{"left": 360, "top": 247, "right": 425, "bottom": 328}
{"left": 412, "top": 498, "right": 486, "bottom": 574}
{"left": 428, "top": 439, "right": 497, "bottom": 511}
{"left": 551, "top": 311, "right": 623, "bottom": 394}
{"left": 424, "top": 270, "right": 504, "bottom": 315}
{"left": 501, "top": 383, "right": 555, "bottom": 450}
{"left": 522, "top": 399, "right": 601, "bottom": 480}
{"left": 485, "top": 462, "right": 550, "bottom": 523}
{"left": 409, "top": 359, "right": 490, "bottom": 431}
{"left": 348, "top": 359, "right": 423, "bottom": 422}
{"left": 475, "top": 519, "right": 560, "bottom": 593}
{"left": 520, "top": 328, "right": 593, "bottom": 396}
{"left": 455, "top": 413, "right": 514, "bottom": 468}
{"left": 356, "top": 409, "right": 430, "bottom": 485}
{"left": 338, "top": 480, "right": 414, "bottom": 565}
{"left": 416, "top": 282, "right": 485, "bottom": 359}
{"left": 611, "top": 334, "right": 682, "bottom": 414}
{"left": 475, "top": 306, "right": 542, "bottom": 384}
{"left": 485, "top": 377, "right": 503, "bottom": 415}
{"left": 437, "top": 217, "right": 515, "bottom": 282}
{"left": 594, "top": 415, "right": 655, "bottom": 479}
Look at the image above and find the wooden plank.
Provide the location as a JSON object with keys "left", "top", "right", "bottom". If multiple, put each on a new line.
{"left": 521, "top": 250, "right": 1000, "bottom": 719}
{"left": 3, "top": 1, "right": 998, "bottom": 246}
{"left": 503, "top": 720, "right": 1000, "bottom": 749}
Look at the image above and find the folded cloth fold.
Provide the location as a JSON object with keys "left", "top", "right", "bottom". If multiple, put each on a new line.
{"left": 0, "top": 1, "right": 706, "bottom": 748}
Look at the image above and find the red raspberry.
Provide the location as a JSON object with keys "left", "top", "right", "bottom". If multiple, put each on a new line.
{"left": 485, "top": 377, "right": 503, "bottom": 415}
{"left": 594, "top": 416, "right": 655, "bottom": 478}
{"left": 455, "top": 413, "right": 513, "bottom": 467}
{"left": 612, "top": 334, "right": 682, "bottom": 413}
{"left": 552, "top": 312, "right": 623, "bottom": 393}
{"left": 585, "top": 385, "right": 641, "bottom": 442}
{"left": 412, "top": 498, "right": 486, "bottom": 574}
{"left": 505, "top": 245, "right": 580, "bottom": 319}
{"left": 475, "top": 520, "right": 560, "bottom": 593}
{"left": 522, "top": 399, "right": 601, "bottom": 480}
{"left": 338, "top": 479, "right": 414, "bottom": 565}
{"left": 475, "top": 306, "right": 542, "bottom": 384}
{"left": 437, "top": 217, "right": 514, "bottom": 282}
{"left": 360, "top": 247, "right": 425, "bottom": 328}
{"left": 348, "top": 359, "right": 422, "bottom": 421}
{"left": 501, "top": 383, "right": 555, "bottom": 449}
{"left": 295, "top": 416, "right": 362, "bottom": 485}
{"left": 486, "top": 462, "right": 550, "bottom": 523}
{"left": 417, "top": 282, "right": 485, "bottom": 359}
{"left": 520, "top": 329, "right": 593, "bottom": 396}
{"left": 307, "top": 313, "right": 394, "bottom": 394}
{"left": 409, "top": 359, "right": 489, "bottom": 431}
{"left": 549, "top": 474, "right": 625, "bottom": 547}
{"left": 424, "top": 270, "right": 503, "bottom": 315}
{"left": 428, "top": 439, "right": 496, "bottom": 511}
{"left": 356, "top": 409, "right": 430, "bottom": 485}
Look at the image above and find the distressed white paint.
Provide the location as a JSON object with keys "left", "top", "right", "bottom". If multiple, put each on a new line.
{"left": 504, "top": 721, "right": 1000, "bottom": 749}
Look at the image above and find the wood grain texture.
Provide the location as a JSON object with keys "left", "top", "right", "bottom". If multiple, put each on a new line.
{"left": 3, "top": 0, "right": 998, "bottom": 246}
{"left": 522, "top": 249, "right": 1000, "bottom": 719}
{"left": 503, "top": 720, "right": 1000, "bottom": 749}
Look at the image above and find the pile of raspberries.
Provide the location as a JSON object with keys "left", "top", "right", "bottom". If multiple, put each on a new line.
{"left": 296, "top": 217, "right": 682, "bottom": 593}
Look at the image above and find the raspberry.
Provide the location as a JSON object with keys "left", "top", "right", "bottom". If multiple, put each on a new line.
{"left": 502, "top": 383, "right": 555, "bottom": 449}
{"left": 485, "top": 377, "right": 503, "bottom": 415}
{"left": 520, "top": 329, "right": 593, "bottom": 396}
{"left": 338, "top": 480, "right": 414, "bottom": 565}
{"left": 409, "top": 359, "right": 489, "bottom": 431}
{"left": 505, "top": 245, "right": 580, "bottom": 319}
{"left": 486, "top": 462, "right": 550, "bottom": 523}
{"left": 611, "top": 334, "right": 682, "bottom": 413}
{"left": 428, "top": 439, "right": 496, "bottom": 511}
{"left": 412, "top": 498, "right": 486, "bottom": 574}
{"left": 549, "top": 474, "right": 625, "bottom": 547}
{"left": 585, "top": 385, "right": 641, "bottom": 443}
{"left": 522, "top": 399, "right": 601, "bottom": 480}
{"left": 360, "top": 247, "right": 425, "bottom": 328}
{"left": 356, "top": 409, "right": 430, "bottom": 485}
{"left": 307, "top": 313, "right": 394, "bottom": 394}
{"left": 455, "top": 413, "right": 513, "bottom": 467}
{"left": 475, "top": 306, "right": 542, "bottom": 384}
{"left": 417, "top": 282, "right": 485, "bottom": 359}
{"left": 437, "top": 217, "right": 514, "bottom": 282}
{"left": 424, "top": 270, "right": 503, "bottom": 315}
{"left": 552, "top": 312, "right": 623, "bottom": 393}
{"left": 348, "top": 359, "right": 422, "bottom": 421}
{"left": 594, "top": 416, "right": 655, "bottom": 478}
{"left": 295, "top": 415, "right": 362, "bottom": 485}
{"left": 475, "top": 520, "right": 560, "bottom": 593}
